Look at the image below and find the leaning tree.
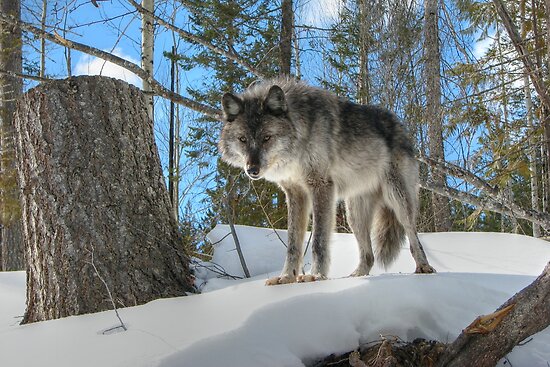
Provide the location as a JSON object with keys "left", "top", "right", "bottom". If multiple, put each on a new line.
{"left": 14, "top": 76, "right": 194, "bottom": 323}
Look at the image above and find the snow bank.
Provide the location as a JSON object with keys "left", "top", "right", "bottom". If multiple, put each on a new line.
{"left": 1, "top": 226, "right": 549, "bottom": 367}
{"left": 196, "top": 225, "right": 548, "bottom": 290}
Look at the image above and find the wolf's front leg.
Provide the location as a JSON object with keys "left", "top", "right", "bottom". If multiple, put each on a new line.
{"left": 266, "top": 184, "right": 310, "bottom": 285}
{"left": 296, "top": 176, "right": 335, "bottom": 283}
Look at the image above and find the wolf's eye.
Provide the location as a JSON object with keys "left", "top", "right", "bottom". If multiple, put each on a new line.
{"left": 263, "top": 135, "right": 271, "bottom": 142}
{"left": 238, "top": 136, "right": 247, "bottom": 143}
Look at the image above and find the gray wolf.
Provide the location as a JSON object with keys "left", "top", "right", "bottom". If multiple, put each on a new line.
{"left": 218, "top": 77, "right": 435, "bottom": 285}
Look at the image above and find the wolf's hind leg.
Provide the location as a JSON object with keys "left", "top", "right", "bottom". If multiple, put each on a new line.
{"left": 266, "top": 183, "right": 310, "bottom": 286}
{"left": 345, "top": 194, "right": 378, "bottom": 277}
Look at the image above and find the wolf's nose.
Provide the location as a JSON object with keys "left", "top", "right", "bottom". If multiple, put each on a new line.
{"left": 246, "top": 166, "right": 260, "bottom": 178}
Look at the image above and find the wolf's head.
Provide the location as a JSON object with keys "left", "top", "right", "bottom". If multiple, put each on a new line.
{"left": 218, "top": 85, "right": 295, "bottom": 180}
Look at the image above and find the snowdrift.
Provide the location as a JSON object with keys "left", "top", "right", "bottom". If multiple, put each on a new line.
{"left": 1, "top": 225, "right": 549, "bottom": 367}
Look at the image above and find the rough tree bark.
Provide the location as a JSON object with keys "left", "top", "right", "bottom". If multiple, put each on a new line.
{"left": 437, "top": 262, "right": 550, "bottom": 366}
{"left": 0, "top": 0, "right": 24, "bottom": 271}
{"left": 423, "top": 0, "right": 452, "bottom": 232}
{"left": 14, "top": 76, "right": 194, "bottom": 324}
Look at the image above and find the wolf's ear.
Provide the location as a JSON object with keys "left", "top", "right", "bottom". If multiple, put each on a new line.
{"left": 222, "top": 93, "right": 243, "bottom": 122}
{"left": 264, "top": 85, "right": 287, "bottom": 115}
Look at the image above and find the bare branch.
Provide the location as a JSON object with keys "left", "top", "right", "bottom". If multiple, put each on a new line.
{"left": 0, "top": 13, "right": 223, "bottom": 121}
{"left": 417, "top": 156, "right": 500, "bottom": 199}
{"left": 418, "top": 157, "right": 550, "bottom": 231}
{"left": 0, "top": 68, "right": 50, "bottom": 83}
{"left": 419, "top": 178, "right": 550, "bottom": 231}
{"left": 86, "top": 246, "right": 127, "bottom": 333}
{"left": 251, "top": 181, "right": 288, "bottom": 248}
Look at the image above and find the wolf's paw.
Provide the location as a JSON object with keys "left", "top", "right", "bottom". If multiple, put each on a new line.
{"left": 296, "top": 274, "right": 327, "bottom": 283}
{"left": 349, "top": 267, "right": 370, "bottom": 277}
{"left": 265, "top": 274, "right": 296, "bottom": 286}
{"left": 415, "top": 264, "right": 436, "bottom": 274}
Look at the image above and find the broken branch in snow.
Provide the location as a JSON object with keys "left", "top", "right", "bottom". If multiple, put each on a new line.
{"left": 463, "top": 304, "right": 515, "bottom": 334}
{"left": 436, "top": 261, "right": 550, "bottom": 367}
{"left": 225, "top": 193, "right": 251, "bottom": 278}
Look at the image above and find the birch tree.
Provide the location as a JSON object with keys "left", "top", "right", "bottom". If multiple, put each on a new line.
{"left": 142, "top": 0, "right": 155, "bottom": 122}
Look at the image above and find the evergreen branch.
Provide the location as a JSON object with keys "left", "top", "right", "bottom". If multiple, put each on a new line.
{"left": 0, "top": 13, "right": 223, "bottom": 121}
{"left": 127, "top": 0, "right": 266, "bottom": 78}
{"left": 492, "top": 0, "right": 550, "bottom": 110}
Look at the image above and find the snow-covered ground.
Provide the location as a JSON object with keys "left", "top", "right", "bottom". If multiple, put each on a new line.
{"left": 1, "top": 225, "right": 549, "bottom": 367}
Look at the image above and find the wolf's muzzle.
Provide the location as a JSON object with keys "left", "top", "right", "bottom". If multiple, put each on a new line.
{"left": 246, "top": 165, "right": 261, "bottom": 179}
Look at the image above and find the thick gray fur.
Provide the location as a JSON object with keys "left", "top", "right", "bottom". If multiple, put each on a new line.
{"left": 219, "top": 77, "right": 435, "bottom": 285}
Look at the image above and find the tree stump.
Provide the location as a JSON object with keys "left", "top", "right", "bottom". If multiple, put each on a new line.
{"left": 14, "top": 76, "right": 194, "bottom": 323}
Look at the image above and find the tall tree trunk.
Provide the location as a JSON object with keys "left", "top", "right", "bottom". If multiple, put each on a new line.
{"left": 496, "top": 28, "right": 518, "bottom": 233}
{"left": 423, "top": 0, "right": 451, "bottom": 231}
{"left": 543, "top": 0, "right": 550, "bottom": 226}
{"left": 493, "top": 0, "right": 550, "bottom": 219}
{"left": 280, "top": 0, "right": 293, "bottom": 76}
{"left": 357, "top": 0, "right": 370, "bottom": 105}
{"left": 522, "top": 0, "right": 541, "bottom": 237}
{"left": 15, "top": 76, "right": 194, "bottom": 324}
{"left": 169, "top": 45, "right": 178, "bottom": 221}
{"left": 531, "top": 0, "right": 550, "bottom": 236}
{"left": 40, "top": 0, "right": 47, "bottom": 78}
{"left": 141, "top": 0, "right": 154, "bottom": 122}
{"left": 0, "top": 0, "right": 24, "bottom": 271}
{"left": 293, "top": 25, "right": 301, "bottom": 79}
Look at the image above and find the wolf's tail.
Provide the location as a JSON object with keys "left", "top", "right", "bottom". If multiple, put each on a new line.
{"left": 372, "top": 206, "right": 405, "bottom": 268}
